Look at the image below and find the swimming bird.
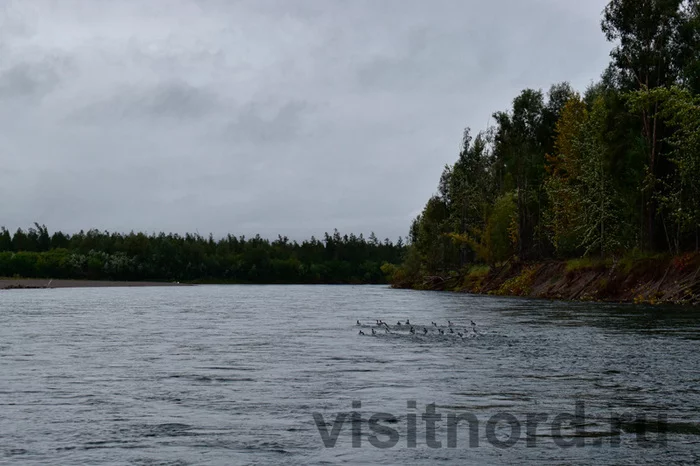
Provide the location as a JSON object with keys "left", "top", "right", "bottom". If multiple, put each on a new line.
{"left": 471, "top": 320, "right": 476, "bottom": 327}
{"left": 457, "top": 332, "right": 463, "bottom": 338}
{"left": 359, "top": 330, "right": 365, "bottom": 335}
{"left": 406, "top": 319, "right": 410, "bottom": 325}
{"left": 438, "top": 329, "right": 444, "bottom": 335}
{"left": 448, "top": 320, "right": 453, "bottom": 327}
{"left": 356, "top": 320, "right": 361, "bottom": 325}
{"left": 409, "top": 326, "right": 415, "bottom": 334}
{"left": 371, "top": 328, "right": 377, "bottom": 335}
{"left": 397, "top": 321, "right": 402, "bottom": 326}
{"left": 432, "top": 321, "right": 437, "bottom": 327}
{"left": 423, "top": 327, "right": 428, "bottom": 335}
{"left": 449, "top": 328, "right": 454, "bottom": 334}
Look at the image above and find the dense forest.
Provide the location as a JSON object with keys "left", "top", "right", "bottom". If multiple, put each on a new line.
{"left": 0, "top": 224, "right": 405, "bottom": 284}
{"left": 388, "top": 0, "right": 700, "bottom": 288}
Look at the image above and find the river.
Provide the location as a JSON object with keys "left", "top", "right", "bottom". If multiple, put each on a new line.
{"left": 1, "top": 285, "right": 698, "bottom": 464}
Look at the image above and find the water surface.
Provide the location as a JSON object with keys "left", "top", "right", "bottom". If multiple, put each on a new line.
{"left": 1, "top": 285, "right": 699, "bottom": 464}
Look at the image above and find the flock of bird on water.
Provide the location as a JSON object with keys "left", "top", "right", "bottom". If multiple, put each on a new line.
{"left": 356, "top": 319, "right": 480, "bottom": 339}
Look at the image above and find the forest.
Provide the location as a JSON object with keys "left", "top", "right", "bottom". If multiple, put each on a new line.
{"left": 388, "top": 0, "right": 700, "bottom": 288}
{"left": 0, "top": 225, "right": 405, "bottom": 284}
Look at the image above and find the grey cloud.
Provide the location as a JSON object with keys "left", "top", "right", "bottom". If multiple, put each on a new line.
{"left": 225, "top": 100, "right": 309, "bottom": 144}
{"left": 0, "top": 60, "right": 64, "bottom": 99}
{"left": 355, "top": 27, "right": 484, "bottom": 93}
{"left": 69, "top": 80, "right": 222, "bottom": 123}
{"left": 0, "top": 0, "right": 613, "bottom": 241}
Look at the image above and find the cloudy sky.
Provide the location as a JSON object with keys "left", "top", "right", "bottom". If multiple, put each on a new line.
{"left": 0, "top": 0, "right": 612, "bottom": 241}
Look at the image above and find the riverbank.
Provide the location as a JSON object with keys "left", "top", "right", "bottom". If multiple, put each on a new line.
{"left": 0, "top": 279, "right": 188, "bottom": 290}
{"left": 391, "top": 253, "right": 700, "bottom": 306}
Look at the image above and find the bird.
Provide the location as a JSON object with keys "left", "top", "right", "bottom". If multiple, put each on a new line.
{"left": 431, "top": 321, "right": 437, "bottom": 327}
{"left": 356, "top": 320, "right": 361, "bottom": 326}
{"left": 423, "top": 327, "right": 428, "bottom": 335}
{"left": 371, "top": 328, "right": 377, "bottom": 335}
{"left": 396, "top": 321, "right": 402, "bottom": 326}
{"left": 409, "top": 326, "right": 415, "bottom": 334}
{"left": 448, "top": 320, "right": 453, "bottom": 327}
{"left": 406, "top": 319, "right": 410, "bottom": 325}
{"left": 438, "top": 329, "right": 444, "bottom": 335}
{"left": 449, "top": 328, "right": 454, "bottom": 334}
{"left": 359, "top": 330, "right": 365, "bottom": 335}
{"left": 457, "top": 332, "right": 464, "bottom": 338}
{"left": 471, "top": 320, "right": 476, "bottom": 327}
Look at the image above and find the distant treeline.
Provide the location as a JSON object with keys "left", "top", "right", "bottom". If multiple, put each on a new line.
{"left": 389, "top": 0, "right": 700, "bottom": 287}
{"left": 0, "top": 224, "right": 405, "bottom": 284}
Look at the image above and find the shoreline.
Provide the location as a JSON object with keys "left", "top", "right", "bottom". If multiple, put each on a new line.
{"left": 0, "top": 279, "right": 189, "bottom": 290}
{"left": 0, "top": 279, "right": 383, "bottom": 290}
{"left": 390, "top": 254, "right": 700, "bottom": 307}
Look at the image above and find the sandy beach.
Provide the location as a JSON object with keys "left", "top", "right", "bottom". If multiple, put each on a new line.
{"left": 0, "top": 279, "right": 189, "bottom": 290}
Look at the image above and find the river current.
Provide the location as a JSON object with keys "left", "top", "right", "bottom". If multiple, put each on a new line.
{"left": 1, "top": 285, "right": 699, "bottom": 464}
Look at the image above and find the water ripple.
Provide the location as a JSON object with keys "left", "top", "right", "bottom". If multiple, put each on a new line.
{"left": 1, "top": 285, "right": 699, "bottom": 464}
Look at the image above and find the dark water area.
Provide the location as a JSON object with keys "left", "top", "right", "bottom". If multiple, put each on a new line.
{"left": 1, "top": 285, "right": 699, "bottom": 465}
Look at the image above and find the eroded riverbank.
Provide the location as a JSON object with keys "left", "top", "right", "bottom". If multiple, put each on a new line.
{"left": 392, "top": 253, "right": 700, "bottom": 306}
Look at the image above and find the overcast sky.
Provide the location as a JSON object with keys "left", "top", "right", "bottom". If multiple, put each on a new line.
{"left": 0, "top": 0, "right": 612, "bottom": 241}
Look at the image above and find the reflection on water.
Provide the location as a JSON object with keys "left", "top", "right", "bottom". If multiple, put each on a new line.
{"left": 1, "top": 285, "right": 699, "bottom": 465}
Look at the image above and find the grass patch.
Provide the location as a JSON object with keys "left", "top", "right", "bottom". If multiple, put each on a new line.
{"left": 495, "top": 265, "right": 539, "bottom": 296}
{"left": 466, "top": 264, "right": 490, "bottom": 277}
{"left": 617, "top": 250, "right": 669, "bottom": 275}
{"left": 461, "top": 264, "right": 491, "bottom": 292}
{"left": 565, "top": 257, "right": 611, "bottom": 273}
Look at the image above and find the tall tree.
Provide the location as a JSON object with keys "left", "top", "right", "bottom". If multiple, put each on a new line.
{"left": 544, "top": 94, "right": 588, "bottom": 256}
{"left": 628, "top": 86, "right": 700, "bottom": 252}
{"left": 602, "top": 0, "right": 700, "bottom": 247}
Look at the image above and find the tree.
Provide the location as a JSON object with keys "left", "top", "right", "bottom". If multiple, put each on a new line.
{"left": 602, "top": 0, "right": 700, "bottom": 247}
{"left": 412, "top": 196, "right": 454, "bottom": 273}
{"left": 444, "top": 128, "right": 494, "bottom": 265}
{"left": 0, "top": 228, "right": 12, "bottom": 252}
{"left": 544, "top": 94, "right": 588, "bottom": 256}
{"left": 484, "top": 192, "right": 518, "bottom": 264}
{"left": 577, "top": 97, "right": 629, "bottom": 256}
{"left": 628, "top": 85, "right": 700, "bottom": 252}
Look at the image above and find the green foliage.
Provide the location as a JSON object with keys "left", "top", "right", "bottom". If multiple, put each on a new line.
{"left": 617, "top": 249, "right": 669, "bottom": 274}
{"left": 627, "top": 85, "right": 700, "bottom": 253}
{"left": 565, "top": 257, "right": 611, "bottom": 273}
{"left": 484, "top": 192, "right": 518, "bottom": 264}
{"left": 393, "top": 1, "right": 700, "bottom": 289}
{"left": 544, "top": 94, "right": 588, "bottom": 256}
{"left": 462, "top": 264, "right": 491, "bottom": 292}
{"left": 0, "top": 226, "right": 405, "bottom": 284}
{"left": 602, "top": 0, "right": 699, "bottom": 91}
{"left": 466, "top": 264, "right": 490, "bottom": 277}
{"left": 494, "top": 265, "right": 539, "bottom": 296}
{"left": 577, "top": 97, "right": 631, "bottom": 256}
